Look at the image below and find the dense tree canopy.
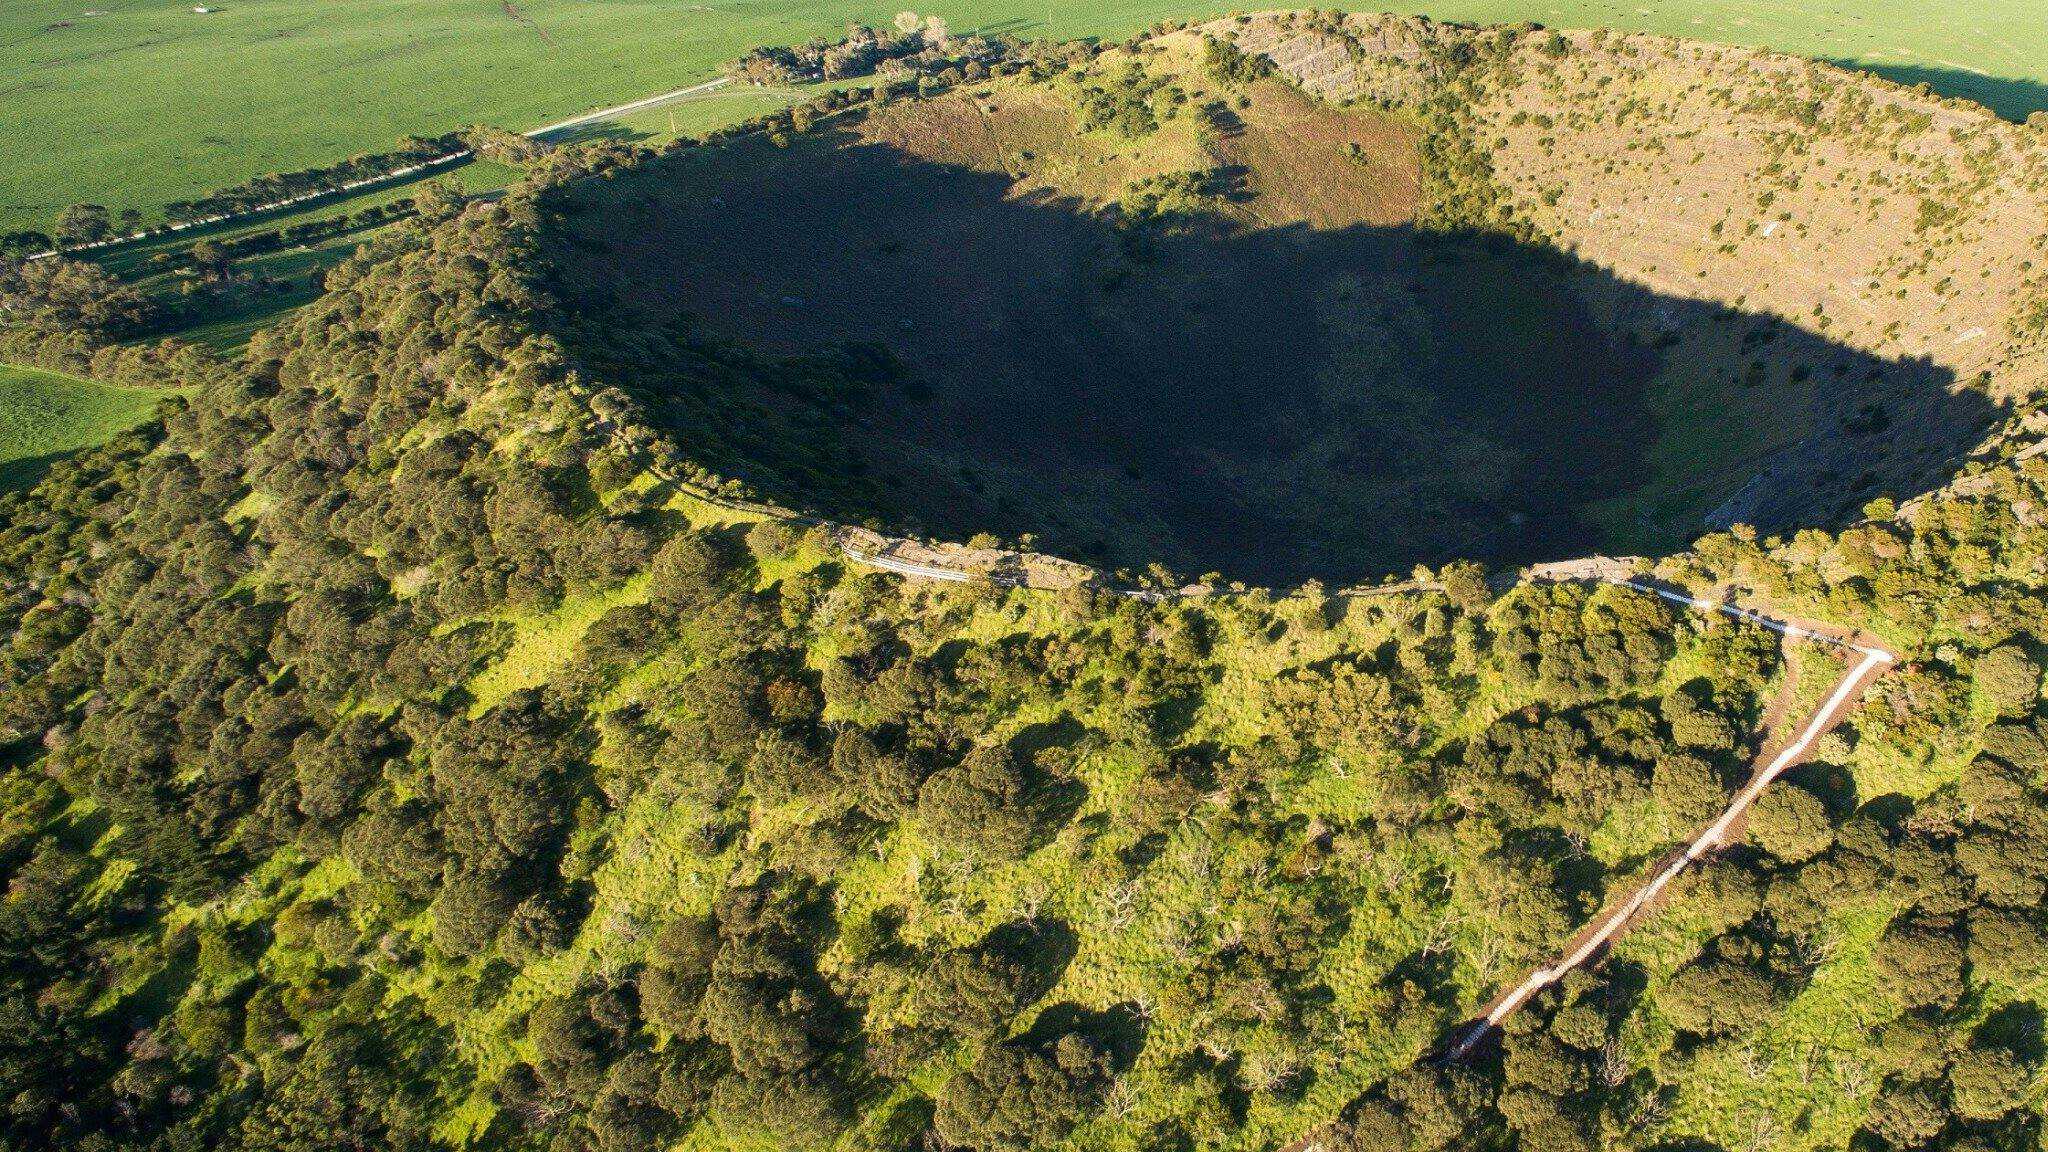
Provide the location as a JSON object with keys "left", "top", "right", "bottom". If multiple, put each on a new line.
{"left": 0, "top": 25, "right": 2044, "bottom": 1152}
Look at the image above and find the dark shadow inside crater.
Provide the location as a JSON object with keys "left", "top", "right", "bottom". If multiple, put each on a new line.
{"left": 544, "top": 121, "right": 1999, "bottom": 585}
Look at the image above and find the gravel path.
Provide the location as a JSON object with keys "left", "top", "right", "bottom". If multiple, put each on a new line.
{"left": 1442, "top": 582, "right": 1894, "bottom": 1060}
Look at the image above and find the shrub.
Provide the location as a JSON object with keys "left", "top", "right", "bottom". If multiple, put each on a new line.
{"left": 1202, "top": 36, "right": 1275, "bottom": 86}
{"left": 648, "top": 529, "right": 754, "bottom": 611}
{"left": 639, "top": 916, "right": 719, "bottom": 1036}
{"left": 1651, "top": 751, "right": 1726, "bottom": 827}
{"left": 1948, "top": 1045, "right": 2035, "bottom": 1120}
{"left": 0, "top": 257, "right": 160, "bottom": 338}
{"left": 710, "top": 1068, "right": 854, "bottom": 1149}
{"left": 1747, "top": 781, "right": 1836, "bottom": 862}
{"left": 1974, "top": 645, "right": 2041, "bottom": 717}
{"left": 933, "top": 1031, "right": 1113, "bottom": 1152}
{"left": 1658, "top": 956, "right": 1786, "bottom": 1036}
{"left": 1872, "top": 916, "right": 1968, "bottom": 1010}
{"left": 918, "top": 741, "right": 1045, "bottom": 858}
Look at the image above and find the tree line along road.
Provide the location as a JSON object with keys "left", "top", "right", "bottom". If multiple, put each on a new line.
{"left": 26, "top": 78, "right": 733, "bottom": 262}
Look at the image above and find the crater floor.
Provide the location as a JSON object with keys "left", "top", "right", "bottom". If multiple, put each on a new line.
{"left": 547, "top": 55, "right": 1990, "bottom": 584}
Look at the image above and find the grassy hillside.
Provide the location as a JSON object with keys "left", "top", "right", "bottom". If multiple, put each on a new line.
{"left": 0, "top": 361, "right": 168, "bottom": 489}
{"left": 4, "top": 0, "right": 2045, "bottom": 234}
{"left": 1218, "top": 12, "right": 2048, "bottom": 552}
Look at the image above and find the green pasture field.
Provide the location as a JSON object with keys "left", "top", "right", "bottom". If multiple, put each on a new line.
{"left": 5, "top": 0, "right": 2044, "bottom": 235}
{"left": 153, "top": 231, "right": 372, "bottom": 353}
{"left": 0, "top": 362, "right": 171, "bottom": 489}
{"left": 68, "top": 80, "right": 804, "bottom": 358}
{"left": 550, "top": 85, "right": 815, "bottom": 147}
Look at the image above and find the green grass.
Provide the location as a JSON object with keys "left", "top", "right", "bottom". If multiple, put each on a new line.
{"left": 462, "top": 578, "right": 650, "bottom": 714}
{"left": 6, "top": 0, "right": 2044, "bottom": 235}
{"left": 0, "top": 363, "right": 171, "bottom": 490}
{"left": 551, "top": 85, "right": 814, "bottom": 147}
{"left": 1660, "top": 896, "right": 1902, "bottom": 1152}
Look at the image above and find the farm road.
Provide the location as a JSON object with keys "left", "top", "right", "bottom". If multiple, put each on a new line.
{"left": 29, "top": 77, "right": 733, "bottom": 260}
{"left": 528, "top": 76, "right": 730, "bottom": 138}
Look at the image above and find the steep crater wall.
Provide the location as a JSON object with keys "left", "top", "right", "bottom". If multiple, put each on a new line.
{"left": 1216, "top": 11, "right": 2047, "bottom": 533}
{"left": 542, "top": 23, "right": 2020, "bottom": 586}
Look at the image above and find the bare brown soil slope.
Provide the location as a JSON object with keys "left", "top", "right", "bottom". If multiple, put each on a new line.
{"left": 1215, "top": 12, "right": 2045, "bottom": 537}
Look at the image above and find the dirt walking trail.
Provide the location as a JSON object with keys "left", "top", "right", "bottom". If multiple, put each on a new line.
{"left": 839, "top": 519, "right": 1902, "bottom": 1063}
{"left": 1442, "top": 580, "right": 1895, "bottom": 1060}
{"left": 683, "top": 452, "right": 1902, "bottom": 1067}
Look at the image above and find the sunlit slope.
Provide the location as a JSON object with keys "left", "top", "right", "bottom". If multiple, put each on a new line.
{"left": 5, "top": 0, "right": 2043, "bottom": 233}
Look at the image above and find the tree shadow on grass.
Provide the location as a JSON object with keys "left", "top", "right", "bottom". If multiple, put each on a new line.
{"left": 967, "top": 17, "right": 1042, "bottom": 38}
{"left": 0, "top": 449, "right": 74, "bottom": 494}
{"left": 546, "top": 119, "right": 2001, "bottom": 586}
{"left": 983, "top": 917, "right": 1079, "bottom": 1003}
{"left": 543, "top": 121, "right": 654, "bottom": 147}
{"left": 1976, "top": 1000, "right": 2046, "bottom": 1061}
{"left": 1828, "top": 60, "right": 2048, "bottom": 123}
{"left": 1012, "top": 718, "right": 1091, "bottom": 834}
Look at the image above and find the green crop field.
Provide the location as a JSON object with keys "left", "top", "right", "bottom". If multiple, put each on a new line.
{"left": 0, "top": 362, "right": 170, "bottom": 489}
{"left": 4, "top": 0, "right": 2044, "bottom": 235}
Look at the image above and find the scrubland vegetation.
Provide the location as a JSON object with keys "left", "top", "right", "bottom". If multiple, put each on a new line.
{"left": 0, "top": 13, "right": 2045, "bottom": 1152}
